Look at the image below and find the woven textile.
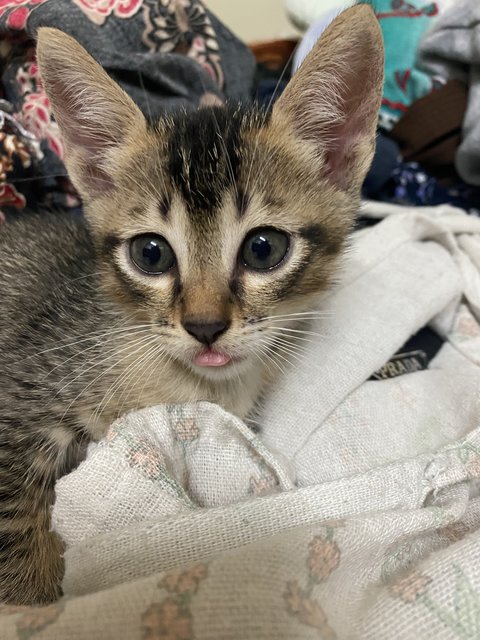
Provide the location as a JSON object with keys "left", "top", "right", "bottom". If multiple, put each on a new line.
{"left": 2, "top": 202, "right": 480, "bottom": 639}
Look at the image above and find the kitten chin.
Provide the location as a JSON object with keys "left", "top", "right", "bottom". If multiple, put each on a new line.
{"left": 0, "top": 6, "right": 384, "bottom": 605}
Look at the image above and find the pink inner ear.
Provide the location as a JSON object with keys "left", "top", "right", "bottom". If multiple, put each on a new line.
{"left": 322, "top": 63, "right": 379, "bottom": 191}
{"left": 44, "top": 74, "right": 128, "bottom": 195}
{"left": 62, "top": 125, "right": 117, "bottom": 195}
{"left": 324, "top": 119, "right": 366, "bottom": 191}
{"left": 273, "top": 12, "right": 383, "bottom": 193}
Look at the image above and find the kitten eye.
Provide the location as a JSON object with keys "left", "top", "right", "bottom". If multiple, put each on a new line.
{"left": 241, "top": 228, "right": 289, "bottom": 271}
{"left": 129, "top": 234, "right": 175, "bottom": 275}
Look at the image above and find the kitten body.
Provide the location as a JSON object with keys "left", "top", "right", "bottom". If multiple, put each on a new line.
{"left": 0, "top": 6, "right": 383, "bottom": 604}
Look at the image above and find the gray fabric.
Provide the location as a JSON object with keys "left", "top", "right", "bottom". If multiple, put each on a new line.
{"left": 0, "top": 0, "right": 256, "bottom": 217}
{"left": 420, "top": 0, "right": 480, "bottom": 186}
{"left": 24, "top": 1, "right": 256, "bottom": 116}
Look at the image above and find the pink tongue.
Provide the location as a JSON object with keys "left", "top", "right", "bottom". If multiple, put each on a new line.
{"left": 194, "top": 350, "right": 232, "bottom": 367}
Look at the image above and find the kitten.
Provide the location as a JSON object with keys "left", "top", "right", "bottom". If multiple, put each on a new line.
{"left": 0, "top": 6, "right": 383, "bottom": 604}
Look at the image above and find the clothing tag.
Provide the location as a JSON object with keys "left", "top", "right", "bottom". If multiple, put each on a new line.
{"left": 371, "top": 349, "right": 428, "bottom": 380}
{"left": 370, "top": 327, "right": 444, "bottom": 381}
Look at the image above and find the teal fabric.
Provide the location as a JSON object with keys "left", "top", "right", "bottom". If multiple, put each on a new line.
{"left": 360, "top": 0, "right": 439, "bottom": 129}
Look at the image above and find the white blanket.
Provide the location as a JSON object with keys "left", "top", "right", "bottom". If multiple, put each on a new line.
{"left": 2, "top": 203, "right": 480, "bottom": 639}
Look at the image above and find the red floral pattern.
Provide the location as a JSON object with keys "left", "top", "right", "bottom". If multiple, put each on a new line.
{"left": 72, "top": 0, "right": 143, "bottom": 25}
{"left": 16, "top": 62, "right": 64, "bottom": 160}
{"left": 0, "top": 182, "right": 25, "bottom": 209}
{"left": 0, "top": 0, "right": 228, "bottom": 220}
{"left": 0, "top": 108, "right": 40, "bottom": 219}
{"left": 0, "top": 0, "right": 48, "bottom": 30}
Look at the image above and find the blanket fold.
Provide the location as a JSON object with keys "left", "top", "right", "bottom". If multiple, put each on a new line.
{"left": 2, "top": 204, "right": 476, "bottom": 639}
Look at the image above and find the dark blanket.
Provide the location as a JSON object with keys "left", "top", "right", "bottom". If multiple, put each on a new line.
{"left": 0, "top": 0, "right": 256, "bottom": 221}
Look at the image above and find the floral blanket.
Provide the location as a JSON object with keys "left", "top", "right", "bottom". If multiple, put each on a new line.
{"left": 0, "top": 0, "right": 255, "bottom": 222}
{"left": 1, "top": 202, "right": 480, "bottom": 638}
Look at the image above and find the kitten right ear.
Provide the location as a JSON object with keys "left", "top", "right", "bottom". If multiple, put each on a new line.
{"left": 36, "top": 28, "right": 147, "bottom": 200}
{"left": 271, "top": 5, "right": 384, "bottom": 194}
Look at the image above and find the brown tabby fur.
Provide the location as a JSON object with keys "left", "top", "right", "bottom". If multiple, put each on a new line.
{"left": 0, "top": 6, "right": 383, "bottom": 604}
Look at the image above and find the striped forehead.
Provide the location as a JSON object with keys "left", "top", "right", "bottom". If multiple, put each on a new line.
{"left": 164, "top": 105, "right": 268, "bottom": 222}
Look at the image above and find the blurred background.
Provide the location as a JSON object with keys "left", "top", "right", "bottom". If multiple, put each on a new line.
{"left": 207, "top": 0, "right": 349, "bottom": 42}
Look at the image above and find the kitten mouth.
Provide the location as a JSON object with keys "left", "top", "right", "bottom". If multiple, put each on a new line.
{"left": 193, "top": 349, "right": 233, "bottom": 368}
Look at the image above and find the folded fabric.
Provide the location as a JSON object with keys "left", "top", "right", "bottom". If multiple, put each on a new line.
{"left": 0, "top": 0, "right": 255, "bottom": 220}
{"left": 420, "top": 0, "right": 480, "bottom": 186}
{"left": 1, "top": 204, "right": 477, "bottom": 639}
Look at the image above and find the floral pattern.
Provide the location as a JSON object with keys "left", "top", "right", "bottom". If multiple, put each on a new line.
{"left": 0, "top": 0, "right": 230, "bottom": 219}
{"left": 126, "top": 439, "right": 167, "bottom": 481}
{"left": 307, "top": 535, "right": 341, "bottom": 584}
{"left": 390, "top": 570, "right": 432, "bottom": 603}
{"left": 284, "top": 530, "right": 341, "bottom": 637}
{"left": 160, "top": 564, "right": 207, "bottom": 595}
{"left": 0, "top": 602, "right": 66, "bottom": 640}
{"left": 0, "top": 0, "right": 47, "bottom": 30}
{"left": 142, "top": 0, "right": 224, "bottom": 88}
{"left": 15, "top": 62, "right": 64, "bottom": 159}
{"left": 284, "top": 581, "right": 337, "bottom": 639}
{"left": 389, "top": 565, "right": 480, "bottom": 639}
{"left": 129, "top": 447, "right": 167, "bottom": 479}
{"left": 0, "top": 105, "right": 40, "bottom": 219}
{"left": 249, "top": 474, "right": 278, "bottom": 496}
{"left": 143, "top": 597, "right": 192, "bottom": 640}
{"left": 142, "top": 565, "right": 208, "bottom": 640}
{"left": 0, "top": 58, "right": 72, "bottom": 219}
{"left": 437, "top": 521, "right": 470, "bottom": 544}
{"left": 72, "top": 0, "right": 143, "bottom": 25}
{"left": 173, "top": 417, "right": 199, "bottom": 443}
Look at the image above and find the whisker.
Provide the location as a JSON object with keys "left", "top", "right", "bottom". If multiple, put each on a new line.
{"left": 57, "top": 334, "right": 158, "bottom": 426}
{"left": 269, "top": 334, "right": 309, "bottom": 354}
{"left": 253, "top": 342, "right": 286, "bottom": 376}
{"left": 129, "top": 345, "right": 169, "bottom": 414}
{"left": 49, "top": 271, "right": 104, "bottom": 295}
{"left": 30, "top": 324, "right": 154, "bottom": 358}
{"left": 266, "top": 326, "right": 325, "bottom": 339}
{"left": 44, "top": 327, "right": 154, "bottom": 377}
{"left": 271, "top": 341, "right": 306, "bottom": 365}
{"left": 53, "top": 333, "right": 155, "bottom": 399}
{"left": 115, "top": 343, "right": 166, "bottom": 414}
{"left": 268, "top": 331, "right": 317, "bottom": 346}
{"left": 259, "top": 311, "right": 332, "bottom": 321}
{"left": 91, "top": 342, "right": 164, "bottom": 428}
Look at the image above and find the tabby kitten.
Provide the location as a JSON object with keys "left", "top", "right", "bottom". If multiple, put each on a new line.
{"left": 0, "top": 6, "right": 383, "bottom": 604}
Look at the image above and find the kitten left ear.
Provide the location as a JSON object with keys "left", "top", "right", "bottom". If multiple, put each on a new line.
{"left": 272, "top": 5, "right": 384, "bottom": 193}
{"left": 36, "top": 28, "right": 147, "bottom": 200}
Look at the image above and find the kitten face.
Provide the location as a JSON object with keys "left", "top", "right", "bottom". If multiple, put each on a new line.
{"left": 89, "top": 107, "right": 354, "bottom": 380}
{"left": 36, "top": 8, "right": 384, "bottom": 382}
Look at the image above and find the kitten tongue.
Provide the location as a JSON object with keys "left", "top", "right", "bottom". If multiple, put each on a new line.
{"left": 194, "top": 349, "right": 232, "bottom": 367}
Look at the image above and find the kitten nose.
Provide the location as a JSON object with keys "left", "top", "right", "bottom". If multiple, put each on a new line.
{"left": 183, "top": 320, "right": 229, "bottom": 346}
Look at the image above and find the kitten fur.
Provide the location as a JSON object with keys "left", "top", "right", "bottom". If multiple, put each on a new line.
{"left": 0, "top": 6, "right": 383, "bottom": 604}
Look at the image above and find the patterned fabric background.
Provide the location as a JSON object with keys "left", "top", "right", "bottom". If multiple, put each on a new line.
{"left": 0, "top": 0, "right": 255, "bottom": 222}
